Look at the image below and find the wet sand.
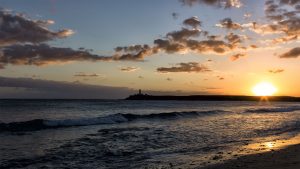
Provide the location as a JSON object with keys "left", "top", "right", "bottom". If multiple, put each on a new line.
{"left": 201, "top": 136, "right": 300, "bottom": 169}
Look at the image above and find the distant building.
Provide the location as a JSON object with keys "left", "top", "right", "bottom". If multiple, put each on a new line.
{"left": 139, "top": 89, "right": 142, "bottom": 95}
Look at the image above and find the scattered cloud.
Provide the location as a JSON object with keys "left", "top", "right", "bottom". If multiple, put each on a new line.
{"left": 157, "top": 62, "right": 211, "bottom": 73}
{"left": 0, "top": 44, "right": 156, "bottom": 68}
{"left": 230, "top": 53, "right": 245, "bottom": 61}
{"left": 216, "top": 18, "right": 243, "bottom": 30}
{"left": 0, "top": 76, "right": 133, "bottom": 99}
{"left": 183, "top": 16, "right": 201, "bottom": 28}
{"left": 279, "top": 47, "right": 300, "bottom": 58}
{"left": 0, "top": 76, "right": 214, "bottom": 98}
{"left": 268, "top": 69, "right": 284, "bottom": 74}
{"left": 0, "top": 44, "right": 109, "bottom": 68}
{"left": 179, "top": 0, "right": 242, "bottom": 8}
{"left": 119, "top": 66, "right": 140, "bottom": 72}
{"left": 172, "top": 12, "right": 179, "bottom": 19}
{"left": 74, "top": 72, "right": 105, "bottom": 78}
{"left": 0, "top": 10, "right": 73, "bottom": 46}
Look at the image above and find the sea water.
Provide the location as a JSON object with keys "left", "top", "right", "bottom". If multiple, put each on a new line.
{"left": 1, "top": 100, "right": 300, "bottom": 168}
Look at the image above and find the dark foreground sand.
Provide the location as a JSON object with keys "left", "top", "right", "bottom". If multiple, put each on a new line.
{"left": 201, "top": 143, "right": 300, "bottom": 169}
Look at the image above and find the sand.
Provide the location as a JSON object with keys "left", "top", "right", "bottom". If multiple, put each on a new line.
{"left": 200, "top": 136, "right": 300, "bottom": 169}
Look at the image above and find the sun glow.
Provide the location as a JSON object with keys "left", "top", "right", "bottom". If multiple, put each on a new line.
{"left": 252, "top": 82, "right": 277, "bottom": 96}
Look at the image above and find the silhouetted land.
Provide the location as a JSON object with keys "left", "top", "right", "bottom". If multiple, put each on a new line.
{"left": 126, "top": 94, "right": 300, "bottom": 102}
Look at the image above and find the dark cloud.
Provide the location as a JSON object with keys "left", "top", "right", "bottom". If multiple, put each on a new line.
{"left": 0, "top": 44, "right": 155, "bottom": 68}
{"left": 157, "top": 62, "right": 211, "bottom": 73}
{"left": 0, "top": 76, "right": 213, "bottom": 98}
{"left": 225, "top": 33, "right": 243, "bottom": 45}
{"left": 113, "top": 44, "right": 155, "bottom": 61}
{"left": 272, "top": 35, "right": 298, "bottom": 44}
{"left": 256, "top": 0, "right": 300, "bottom": 43}
{"left": 183, "top": 16, "right": 201, "bottom": 28}
{"left": 0, "top": 9, "right": 156, "bottom": 69}
{"left": 74, "top": 72, "right": 105, "bottom": 78}
{"left": 179, "top": 0, "right": 242, "bottom": 8}
{"left": 250, "top": 45, "right": 258, "bottom": 48}
{"left": 279, "top": 47, "right": 300, "bottom": 58}
{"left": 119, "top": 66, "right": 139, "bottom": 72}
{"left": 0, "top": 44, "right": 110, "bottom": 68}
{"left": 217, "top": 18, "right": 243, "bottom": 30}
{"left": 279, "top": 0, "right": 300, "bottom": 6}
{"left": 172, "top": 12, "right": 179, "bottom": 19}
{"left": 114, "top": 44, "right": 150, "bottom": 53}
{"left": 230, "top": 53, "right": 245, "bottom": 61}
{"left": 0, "top": 10, "right": 73, "bottom": 46}
{"left": 268, "top": 69, "right": 285, "bottom": 73}
{"left": 0, "top": 76, "right": 133, "bottom": 99}
{"left": 166, "top": 28, "right": 201, "bottom": 41}
{"left": 153, "top": 17, "right": 243, "bottom": 56}
{"left": 154, "top": 39, "right": 187, "bottom": 54}
{"left": 185, "top": 39, "right": 235, "bottom": 54}
{"left": 0, "top": 8, "right": 246, "bottom": 70}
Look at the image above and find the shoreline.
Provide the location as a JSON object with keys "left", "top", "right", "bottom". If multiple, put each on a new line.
{"left": 126, "top": 94, "right": 300, "bottom": 102}
{"left": 200, "top": 135, "right": 300, "bottom": 169}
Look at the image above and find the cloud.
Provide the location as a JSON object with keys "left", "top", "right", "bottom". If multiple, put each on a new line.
{"left": 0, "top": 44, "right": 109, "bottom": 67}
{"left": 216, "top": 18, "right": 243, "bottom": 30}
{"left": 225, "top": 33, "right": 244, "bottom": 45}
{"left": 0, "top": 44, "right": 156, "bottom": 68}
{"left": 74, "top": 72, "right": 105, "bottom": 78}
{"left": 183, "top": 16, "right": 201, "bottom": 28}
{"left": 0, "top": 8, "right": 247, "bottom": 70}
{"left": 279, "top": 47, "right": 300, "bottom": 58}
{"left": 230, "top": 53, "right": 245, "bottom": 61}
{"left": 0, "top": 76, "right": 133, "bottom": 99}
{"left": 113, "top": 44, "right": 156, "bottom": 61}
{"left": 157, "top": 62, "right": 211, "bottom": 73}
{"left": 172, "top": 12, "right": 179, "bottom": 19}
{"left": 0, "top": 9, "right": 156, "bottom": 69}
{"left": 0, "top": 76, "right": 214, "bottom": 98}
{"left": 179, "top": 0, "right": 242, "bottom": 8}
{"left": 153, "top": 17, "right": 244, "bottom": 56}
{"left": 166, "top": 28, "right": 201, "bottom": 41}
{"left": 119, "top": 66, "right": 140, "bottom": 72}
{"left": 268, "top": 69, "right": 285, "bottom": 73}
{"left": 0, "top": 10, "right": 73, "bottom": 46}
{"left": 185, "top": 39, "right": 236, "bottom": 54}
{"left": 251, "top": 0, "right": 300, "bottom": 43}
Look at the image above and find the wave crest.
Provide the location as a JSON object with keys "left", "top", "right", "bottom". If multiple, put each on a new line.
{"left": 0, "top": 110, "right": 227, "bottom": 132}
{"left": 244, "top": 106, "right": 300, "bottom": 113}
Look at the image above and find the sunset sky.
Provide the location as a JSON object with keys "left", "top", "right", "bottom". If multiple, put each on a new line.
{"left": 0, "top": 0, "right": 300, "bottom": 98}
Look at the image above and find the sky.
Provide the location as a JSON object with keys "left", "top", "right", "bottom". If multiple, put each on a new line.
{"left": 0, "top": 0, "right": 300, "bottom": 99}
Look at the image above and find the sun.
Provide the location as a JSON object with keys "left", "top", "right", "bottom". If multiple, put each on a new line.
{"left": 252, "top": 82, "right": 277, "bottom": 96}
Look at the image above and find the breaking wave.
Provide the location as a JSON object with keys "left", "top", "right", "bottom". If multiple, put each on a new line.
{"left": 244, "top": 106, "right": 300, "bottom": 113}
{"left": 0, "top": 110, "right": 228, "bottom": 132}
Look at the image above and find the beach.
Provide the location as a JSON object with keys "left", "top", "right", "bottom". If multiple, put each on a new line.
{"left": 202, "top": 135, "right": 300, "bottom": 169}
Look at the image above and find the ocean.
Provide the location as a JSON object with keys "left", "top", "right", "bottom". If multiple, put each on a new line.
{"left": 1, "top": 100, "right": 300, "bottom": 169}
